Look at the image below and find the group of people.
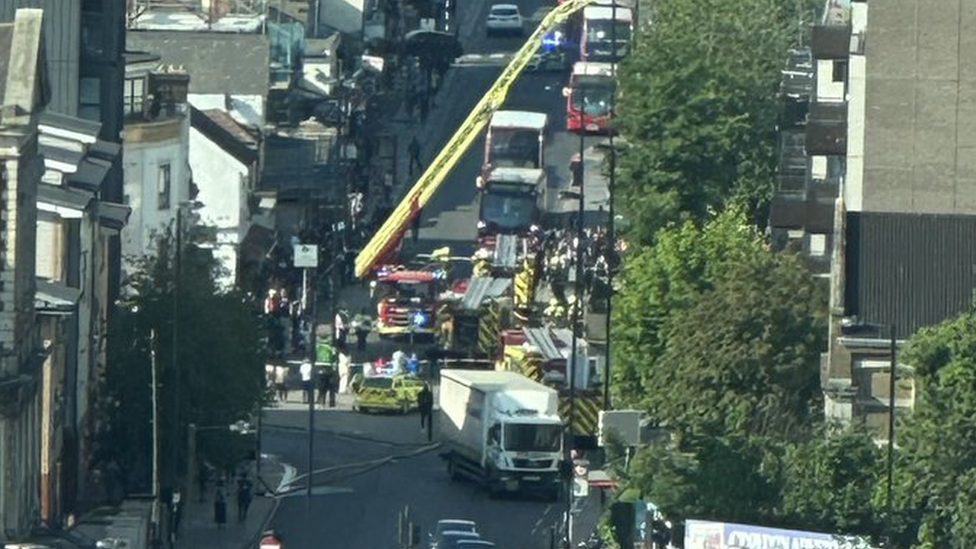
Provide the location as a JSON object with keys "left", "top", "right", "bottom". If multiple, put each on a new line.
{"left": 210, "top": 472, "right": 253, "bottom": 529}
{"left": 263, "top": 286, "right": 312, "bottom": 358}
{"left": 364, "top": 348, "right": 421, "bottom": 378}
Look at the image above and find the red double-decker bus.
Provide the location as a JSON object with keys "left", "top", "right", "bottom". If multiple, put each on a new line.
{"left": 564, "top": 61, "right": 615, "bottom": 133}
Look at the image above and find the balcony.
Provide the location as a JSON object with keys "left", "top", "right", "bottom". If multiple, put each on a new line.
{"left": 811, "top": 24, "right": 852, "bottom": 60}
{"left": 806, "top": 103, "right": 847, "bottom": 156}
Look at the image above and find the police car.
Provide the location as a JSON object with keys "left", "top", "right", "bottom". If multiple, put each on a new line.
{"left": 351, "top": 374, "right": 426, "bottom": 414}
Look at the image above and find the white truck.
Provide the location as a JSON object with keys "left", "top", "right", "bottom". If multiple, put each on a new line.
{"left": 438, "top": 370, "right": 564, "bottom": 499}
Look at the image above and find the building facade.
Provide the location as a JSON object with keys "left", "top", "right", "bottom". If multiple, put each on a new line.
{"left": 0, "top": 8, "right": 48, "bottom": 541}
{"left": 822, "top": 0, "right": 976, "bottom": 438}
{"left": 35, "top": 110, "right": 128, "bottom": 524}
{"left": 189, "top": 106, "right": 261, "bottom": 289}
{"left": 121, "top": 55, "right": 192, "bottom": 265}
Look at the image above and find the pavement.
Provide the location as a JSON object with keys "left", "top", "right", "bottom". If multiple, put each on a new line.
{"left": 171, "top": 454, "right": 286, "bottom": 549}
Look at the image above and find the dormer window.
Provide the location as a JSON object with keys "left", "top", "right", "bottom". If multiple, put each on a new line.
{"left": 124, "top": 75, "right": 146, "bottom": 117}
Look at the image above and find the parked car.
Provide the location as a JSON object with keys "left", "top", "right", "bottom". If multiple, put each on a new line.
{"left": 352, "top": 374, "right": 426, "bottom": 414}
{"left": 433, "top": 531, "right": 482, "bottom": 549}
{"left": 486, "top": 4, "right": 523, "bottom": 36}
{"left": 456, "top": 541, "right": 496, "bottom": 549}
{"left": 430, "top": 521, "right": 478, "bottom": 549}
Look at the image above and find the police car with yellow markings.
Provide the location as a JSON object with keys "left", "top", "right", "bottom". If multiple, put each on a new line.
{"left": 352, "top": 374, "right": 427, "bottom": 414}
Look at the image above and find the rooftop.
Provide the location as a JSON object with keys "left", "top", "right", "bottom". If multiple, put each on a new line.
{"left": 190, "top": 106, "right": 259, "bottom": 165}
{"left": 127, "top": 31, "right": 270, "bottom": 95}
{"left": 489, "top": 111, "right": 547, "bottom": 131}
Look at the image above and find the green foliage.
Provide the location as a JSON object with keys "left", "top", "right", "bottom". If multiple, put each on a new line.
{"left": 779, "top": 426, "right": 883, "bottom": 536}
{"left": 629, "top": 436, "right": 780, "bottom": 526}
{"left": 616, "top": 0, "right": 799, "bottom": 245}
{"left": 652, "top": 251, "right": 826, "bottom": 439}
{"left": 98, "top": 228, "right": 267, "bottom": 491}
{"left": 883, "top": 310, "right": 976, "bottom": 549}
{"left": 612, "top": 208, "right": 767, "bottom": 410}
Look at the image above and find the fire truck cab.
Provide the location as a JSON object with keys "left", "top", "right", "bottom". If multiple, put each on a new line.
{"left": 372, "top": 266, "right": 446, "bottom": 338}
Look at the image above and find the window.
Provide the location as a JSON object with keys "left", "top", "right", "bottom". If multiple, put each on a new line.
{"left": 79, "top": 77, "right": 101, "bottom": 121}
{"left": 124, "top": 76, "right": 145, "bottom": 117}
{"left": 809, "top": 233, "right": 827, "bottom": 256}
{"left": 832, "top": 60, "right": 848, "bottom": 83}
{"left": 157, "top": 164, "right": 171, "bottom": 210}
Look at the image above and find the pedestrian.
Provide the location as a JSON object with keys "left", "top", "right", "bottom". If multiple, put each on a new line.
{"left": 317, "top": 366, "right": 330, "bottom": 407}
{"left": 170, "top": 487, "right": 183, "bottom": 543}
{"left": 300, "top": 360, "right": 314, "bottom": 404}
{"left": 334, "top": 310, "right": 347, "bottom": 348}
{"left": 327, "top": 366, "right": 338, "bottom": 408}
{"left": 352, "top": 308, "right": 372, "bottom": 354}
{"left": 236, "top": 474, "right": 253, "bottom": 522}
{"left": 275, "top": 364, "right": 288, "bottom": 402}
{"left": 197, "top": 465, "right": 209, "bottom": 502}
{"left": 417, "top": 382, "right": 434, "bottom": 441}
{"left": 213, "top": 488, "right": 227, "bottom": 529}
{"left": 408, "top": 136, "right": 422, "bottom": 176}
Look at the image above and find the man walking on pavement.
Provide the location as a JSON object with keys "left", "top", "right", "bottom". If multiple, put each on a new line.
{"left": 417, "top": 382, "right": 434, "bottom": 441}
{"left": 236, "top": 474, "right": 253, "bottom": 522}
{"left": 408, "top": 136, "right": 422, "bottom": 176}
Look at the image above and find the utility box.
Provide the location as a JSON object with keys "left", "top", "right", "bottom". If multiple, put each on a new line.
{"left": 599, "top": 409, "right": 641, "bottom": 447}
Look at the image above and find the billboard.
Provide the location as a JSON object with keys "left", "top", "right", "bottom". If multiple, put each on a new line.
{"left": 684, "top": 520, "right": 876, "bottom": 549}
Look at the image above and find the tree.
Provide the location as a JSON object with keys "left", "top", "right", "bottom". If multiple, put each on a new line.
{"left": 650, "top": 250, "right": 826, "bottom": 440}
{"left": 615, "top": 0, "right": 802, "bottom": 245}
{"left": 611, "top": 208, "right": 767, "bottom": 410}
{"left": 779, "top": 426, "right": 883, "bottom": 536}
{"left": 882, "top": 309, "right": 976, "bottom": 549}
{"left": 97, "top": 228, "right": 267, "bottom": 492}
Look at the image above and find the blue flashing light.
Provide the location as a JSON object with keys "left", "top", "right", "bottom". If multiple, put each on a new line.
{"left": 412, "top": 311, "right": 429, "bottom": 327}
{"left": 541, "top": 30, "right": 565, "bottom": 51}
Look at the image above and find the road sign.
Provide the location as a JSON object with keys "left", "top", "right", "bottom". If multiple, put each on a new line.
{"left": 293, "top": 244, "right": 319, "bottom": 268}
{"left": 260, "top": 534, "right": 282, "bottom": 549}
{"left": 573, "top": 477, "right": 589, "bottom": 498}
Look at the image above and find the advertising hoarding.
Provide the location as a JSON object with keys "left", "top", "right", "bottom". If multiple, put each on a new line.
{"left": 684, "top": 520, "right": 875, "bottom": 549}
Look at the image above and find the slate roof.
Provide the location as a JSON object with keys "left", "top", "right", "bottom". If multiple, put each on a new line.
{"left": 126, "top": 31, "right": 271, "bottom": 95}
{"left": 190, "top": 106, "right": 259, "bottom": 165}
{"left": 35, "top": 278, "right": 81, "bottom": 312}
{"left": 844, "top": 212, "right": 976, "bottom": 339}
{"left": 38, "top": 182, "right": 94, "bottom": 211}
{"left": 40, "top": 111, "right": 101, "bottom": 139}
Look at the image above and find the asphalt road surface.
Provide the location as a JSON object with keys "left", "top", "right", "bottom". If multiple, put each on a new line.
{"left": 262, "top": 406, "right": 602, "bottom": 549}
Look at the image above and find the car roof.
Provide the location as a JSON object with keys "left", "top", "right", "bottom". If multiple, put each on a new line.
{"left": 438, "top": 519, "right": 477, "bottom": 527}
{"left": 490, "top": 3, "right": 519, "bottom": 10}
{"left": 456, "top": 541, "right": 495, "bottom": 548}
{"left": 441, "top": 531, "right": 481, "bottom": 538}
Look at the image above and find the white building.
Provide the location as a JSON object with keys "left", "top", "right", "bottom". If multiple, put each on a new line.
{"left": 121, "top": 53, "right": 192, "bottom": 266}
{"left": 189, "top": 107, "right": 261, "bottom": 289}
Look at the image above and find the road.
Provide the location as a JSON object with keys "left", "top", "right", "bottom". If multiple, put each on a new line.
{"left": 260, "top": 0, "right": 610, "bottom": 547}
{"left": 262, "top": 407, "right": 602, "bottom": 549}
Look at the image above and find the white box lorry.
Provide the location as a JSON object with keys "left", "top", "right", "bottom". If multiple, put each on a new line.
{"left": 438, "top": 370, "right": 564, "bottom": 499}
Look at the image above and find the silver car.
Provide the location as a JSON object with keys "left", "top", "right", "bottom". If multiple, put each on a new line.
{"left": 486, "top": 4, "right": 524, "bottom": 37}
{"left": 434, "top": 530, "right": 482, "bottom": 549}
{"left": 457, "top": 541, "right": 496, "bottom": 549}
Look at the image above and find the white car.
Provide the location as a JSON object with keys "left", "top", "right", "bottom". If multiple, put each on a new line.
{"left": 486, "top": 4, "right": 524, "bottom": 36}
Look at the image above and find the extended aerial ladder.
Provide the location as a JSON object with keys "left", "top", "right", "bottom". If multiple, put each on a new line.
{"left": 354, "top": 0, "right": 600, "bottom": 279}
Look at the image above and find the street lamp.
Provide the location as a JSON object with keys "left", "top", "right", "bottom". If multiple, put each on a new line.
{"left": 169, "top": 200, "right": 204, "bottom": 496}
{"left": 558, "top": 121, "right": 586, "bottom": 547}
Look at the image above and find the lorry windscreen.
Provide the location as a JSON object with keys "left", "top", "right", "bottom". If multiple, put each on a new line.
{"left": 503, "top": 423, "right": 561, "bottom": 452}
{"left": 481, "top": 191, "right": 536, "bottom": 231}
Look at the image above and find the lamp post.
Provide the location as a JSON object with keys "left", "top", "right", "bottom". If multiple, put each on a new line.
{"left": 558, "top": 109, "right": 586, "bottom": 547}
{"left": 169, "top": 200, "right": 202, "bottom": 499}
{"left": 150, "top": 329, "right": 162, "bottom": 549}
{"left": 604, "top": 0, "right": 618, "bottom": 411}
